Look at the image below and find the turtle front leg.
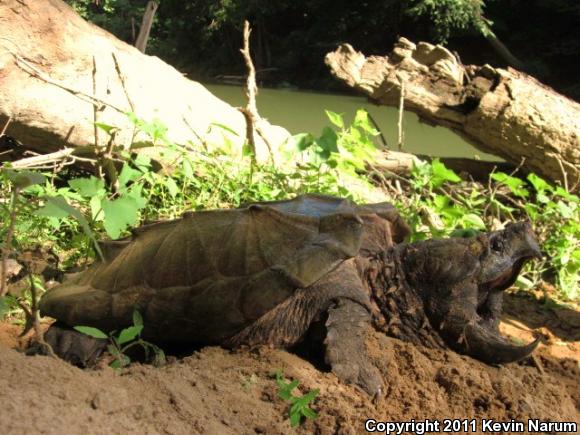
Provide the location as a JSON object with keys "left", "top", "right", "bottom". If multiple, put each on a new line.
{"left": 325, "top": 298, "right": 384, "bottom": 397}
{"left": 28, "top": 322, "right": 107, "bottom": 367}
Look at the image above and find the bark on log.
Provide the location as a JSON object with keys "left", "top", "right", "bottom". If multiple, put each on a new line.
{"left": 326, "top": 38, "right": 580, "bottom": 188}
{"left": 0, "top": 0, "right": 289, "bottom": 165}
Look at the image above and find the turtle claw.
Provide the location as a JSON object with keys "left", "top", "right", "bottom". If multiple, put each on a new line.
{"left": 372, "top": 386, "right": 383, "bottom": 405}
{"left": 325, "top": 299, "right": 385, "bottom": 397}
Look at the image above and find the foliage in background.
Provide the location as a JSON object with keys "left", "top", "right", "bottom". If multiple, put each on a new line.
{"left": 406, "top": 0, "right": 492, "bottom": 43}
{"left": 61, "top": 0, "right": 580, "bottom": 99}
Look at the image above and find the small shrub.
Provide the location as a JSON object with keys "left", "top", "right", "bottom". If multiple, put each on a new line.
{"left": 74, "top": 310, "right": 165, "bottom": 369}
{"left": 275, "top": 370, "right": 319, "bottom": 428}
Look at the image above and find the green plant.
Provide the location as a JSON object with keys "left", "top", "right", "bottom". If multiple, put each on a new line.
{"left": 275, "top": 370, "right": 319, "bottom": 428}
{"left": 283, "top": 109, "right": 379, "bottom": 198}
{"left": 406, "top": 0, "right": 493, "bottom": 43}
{"left": 74, "top": 310, "right": 165, "bottom": 369}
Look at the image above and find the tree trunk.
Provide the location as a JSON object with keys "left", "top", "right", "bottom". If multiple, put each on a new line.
{"left": 326, "top": 38, "right": 580, "bottom": 188}
{"left": 135, "top": 1, "right": 158, "bottom": 53}
{"left": 0, "top": 0, "right": 288, "bottom": 165}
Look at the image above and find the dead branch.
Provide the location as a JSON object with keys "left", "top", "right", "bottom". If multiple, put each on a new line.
{"left": 396, "top": 74, "right": 405, "bottom": 151}
{"left": 28, "top": 272, "right": 56, "bottom": 358}
{"left": 239, "top": 20, "right": 259, "bottom": 160}
{"left": 112, "top": 52, "right": 135, "bottom": 113}
{"left": 9, "top": 148, "right": 97, "bottom": 170}
{"left": 92, "top": 56, "right": 100, "bottom": 149}
{"left": 0, "top": 116, "right": 11, "bottom": 137}
{"left": 326, "top": 39, "right": 580, "bottom": 187}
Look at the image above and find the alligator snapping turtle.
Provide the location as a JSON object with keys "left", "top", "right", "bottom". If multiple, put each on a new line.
{"left": 39, "top": 194, "right": 541, "bottom": 396}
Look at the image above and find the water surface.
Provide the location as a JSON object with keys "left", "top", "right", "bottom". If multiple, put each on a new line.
{"left": 205, "top": 84, "right": 498, "bottom": 160}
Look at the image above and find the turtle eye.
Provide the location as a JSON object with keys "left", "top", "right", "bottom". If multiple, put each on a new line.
{"left": 490, "top": 237, "right": 504, "bottom": 253}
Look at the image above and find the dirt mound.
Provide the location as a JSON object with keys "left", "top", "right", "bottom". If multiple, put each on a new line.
{"left": 1, "top": 292, "right": 578, "bottom": 434}
{"left": 0, "top": 326, "right": 578, "bottom": 435}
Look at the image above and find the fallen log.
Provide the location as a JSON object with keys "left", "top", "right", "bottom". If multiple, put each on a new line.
{"left": 0, "top": 0, "right": 289, "bottom": 165}
{"left": 373, "top": 150, "right": 515, "bottom": 184}
{"left": 326, "top": 38, "right": 580, "bottom": 188}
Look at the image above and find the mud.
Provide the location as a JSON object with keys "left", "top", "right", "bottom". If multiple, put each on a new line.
{"left": 0, "top": 293, "right": 578, "bottom": 435}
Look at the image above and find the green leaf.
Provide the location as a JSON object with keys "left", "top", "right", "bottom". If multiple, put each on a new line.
{"left": 132, "top": 310, "right": 144, "bottom": 327}
{"left": 74, "top": 326, "right": 108, "bottom": 339}
{"left": 291, "top": 133, "right": 314, "bottom": 152}
{"left": 101, "top": 195, "right": 142, "bottom": 239}
{"left": 90, "top": 195, "right": 103, "bottom": 221}
{"left": 118, "top": 164, "right": 142, "bottom": 188}
{"left": 289, "top": 411, "right": 301, "bottom": 427}
{"left": 182, "top": 158, "right": 194, "bottom": 179}
{"left": 117, "top": 325, "right": 143, "bottom": 345}
{"left": 317, "top": 127, "right": 338, "bottom": 154}
{"left": 302, "top": 407, "right": 318, "bottom": 420}
{"left": 325, "top": 110, "right": 344, "bottom": 129}
{"left": 107, "top": 344, "right": 120, "bottom": 357}
{"left": 126, "top": 184, "right": 147, "bottom": 209}
{"left": 242, "top": 142, "right": 254, "bottom": 158}
{"left": 556, "top": 200, "right": 573, "bottom": 218}
{"left": 461, "top": 213, "right": 486, "bottom": 230}
{"left": 491, "top": 172, "right": 529, "bottom": 198}
{"left": 69, "top": 177, "right": 105, "bottom": 198}
{"left": 353, "top": 109, "right": 377, "bottom": 134}
{"left": 164, "top": 177, "right": 179, "bottom": 198}
{"left": 554, "top": 187, "right": 578, "bottom": 202}
{"left": 431, "top": 159, "right": 461, "bottom": 188}
{"left": 3, "top": 169, "right": 46, "bottom": 189}
{"left": 515, "top": 275, "right": 534, "bottom": 290}
{"left": 450, "top": 228, "right": 480, "bottom": 238}
{"left": 35, "top": 198, "right": 71, "bottom": 219}
{"left": 110, "top": 354, "right": 131, "bottom": 369}
{"left": 300, "top": 388, "right": 319, "bottom": 403}
{"left": 35, "top": 196, "right": 102, "bottom": 258}
{"left": 210, "top": 122, "right": 239, "bottom": 137}
{"left": 278, "top": 379, "right": 299, "bottom": 401}
{"left": 527, "top": 173, "right": 551, "bottom": 194}
{"left": 133, "top": 153, "right": 152, "bottom": 172}
{"left": 140, "top": 118, "right": 168, "bottom": 142}
{"left": 0, "top": 297, "right": 9, "bottom": 319}
{"left": 94, "top": 122, "right": 118, "bottom": 135}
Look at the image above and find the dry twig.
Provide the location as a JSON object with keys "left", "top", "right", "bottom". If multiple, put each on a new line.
{"left": 0, "top": 116, "right": 11, "bottom": 137}
{"left": 238, "top": 21, "right": 274, "bottom": 163}
{"left": 8, "top": 148, "right": 96, "bottom": 170}
{"left": 112, "top": 52, "right": 135, "bottom": 113}
{"left": 27, "top": 273, "right": 57, "bottom": 358}
{"left": 0, "top": 186, "right": 19, "bottom": 297}
{"left": 396, "top": 73, "right": 405, "bottom": 151}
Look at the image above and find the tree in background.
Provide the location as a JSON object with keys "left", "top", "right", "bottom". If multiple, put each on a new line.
{"left": 63, "top": 0, "right": 580, "bottom": 99}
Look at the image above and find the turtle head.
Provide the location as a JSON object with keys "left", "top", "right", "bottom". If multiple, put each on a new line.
{"left": 400, "top": 221, "right": 542, "bottom": 364}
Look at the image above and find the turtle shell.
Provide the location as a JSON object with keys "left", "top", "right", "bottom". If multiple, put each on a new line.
{"left": 40, "top": 194, "right": 409, "bottom": 343}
